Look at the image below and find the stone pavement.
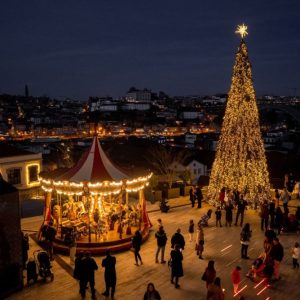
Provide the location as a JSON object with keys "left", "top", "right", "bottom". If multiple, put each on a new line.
{"left": 9, "top": 197, "right": 300, "bottom": 300}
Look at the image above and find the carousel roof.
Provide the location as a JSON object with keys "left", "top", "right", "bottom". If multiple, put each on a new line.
{"left": 57, "top": 136, "right": 130, "bottom": 183}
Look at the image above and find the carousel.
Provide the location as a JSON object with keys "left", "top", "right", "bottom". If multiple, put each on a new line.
{"left": 39, "top": 136, "right": 152, "bottom": 254}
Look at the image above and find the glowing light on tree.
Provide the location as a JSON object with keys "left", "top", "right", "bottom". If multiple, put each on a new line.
{"left": 207, "top": 25, "right": 271, "bottom": 204}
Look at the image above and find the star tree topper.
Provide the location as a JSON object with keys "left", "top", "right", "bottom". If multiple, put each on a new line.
{"left": 235, "top": 24, "right": 248, "bottom": 39}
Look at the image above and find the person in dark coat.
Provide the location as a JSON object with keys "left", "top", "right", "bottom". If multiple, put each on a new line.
{"left": 203, "top": 260, "right": 216, "bottom": 288}
{"left": 240, "top": 223, "right": 252, "bottom": 259}
{"left": 196, "top": 186, "right": 203, "bottom": 208}
{"left": 73, "top": 252, "right": 84, "bottom": 293}
{"left": 269, "top": 200, "right": 276, "bottom": 228}
{"left": 143, "top": 282, "right": 161, "bottom": 300}
{"left": 275, "top": 207, "right": 283, "bottom": 235}
{"left": 79, "top": 252, "right": 98, "bottom": 299}
{"left": 225, "top": 201, "right": 234, "bottom": 227}
{"left": 234, "top": 195, "right": 247, "bottom": 227}
{"left": 260, "top": 200, "right": 269, "bottom": 231}
{"left": 42, "top": 221, "right": 57, "bottom": 260}
{"left": 189, "top": 186, "right": 195, "bottom": 207}
{"left": 171, "top": 228, "right": 185, "bottom": 250}
{"left": 132, "top": 230, "right": 143, "bottom": 266}
{"left": 102, "top": 249, "right": 117, "bottom": 299}
{"left": 155, "top": 226, "right": 167, "bottom": 263}
{"left": 170, "top": 244, "right": 183, "bottom": 288}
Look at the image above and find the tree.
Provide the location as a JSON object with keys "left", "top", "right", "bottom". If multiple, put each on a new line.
{"left": 207, "top": 25, "right": 271, "bottom": 205}
{"left": 147, "top": 145, "right": 189, "bottom": 188}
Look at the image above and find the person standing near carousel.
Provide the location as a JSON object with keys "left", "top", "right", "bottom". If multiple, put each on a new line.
{"left": 132, "top": 230, "right": 143, "bottom": 266}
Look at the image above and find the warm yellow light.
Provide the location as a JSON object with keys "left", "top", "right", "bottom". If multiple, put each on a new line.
{"left": 235, "top": 24, "right": 248, "bottom": 39}
{"left": 207, "top": 36, "right": 270, "bottom": 204}
{"left": 26, "top": 163, "right": 41, "bottom": 187}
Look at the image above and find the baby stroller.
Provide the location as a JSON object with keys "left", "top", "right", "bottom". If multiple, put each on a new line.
{"left": 246, "top": 255, "right": 274, "bottom": 283}
{"left": 246, "top": 257, "right": 265, "bottom": 281}
{"left": 33, "top": 250, "right": 54, "bottom": 282}
{"left": 26, "top": 258, "right": 38, "bottom": 285}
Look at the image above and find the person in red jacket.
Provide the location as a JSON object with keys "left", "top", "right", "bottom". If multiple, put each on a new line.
{"left": 231, "top": 265, "right": 241, "bottom": 294}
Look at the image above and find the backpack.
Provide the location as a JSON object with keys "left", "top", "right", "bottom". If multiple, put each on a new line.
{"left": 240, "top": 231, "right": 247, "bottom": 242}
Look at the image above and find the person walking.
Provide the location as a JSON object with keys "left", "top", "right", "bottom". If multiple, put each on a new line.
{"left": 79, "top": 252, "right": 98, "bottom": 300}
{"left": 155, "top": 226, "right": 167, "bottom": 263}
{"left": 291, "top": 242, "right": 300, "bottom": 269}
{"left": 219, "top": 187, "right": 226, "bottom": 209}
{"left": 189, "top": 186, "right": 195, "bottom": 208}
{"left": 280, "top": 187, "right": 290, "bottom": 213}
{"left": 171, "top": 228, "right": 185, "bottom": 250}
{"left": 274, "top": 189, "right": 280, "bottom": 207}
{"left": 170, "top": 244, "right": 184, "bottom": 288}
{"left": 206, "top": 277, "right": 225, "bottom": 300}
{"left": 196, "top": 186, "right": 203, "bottom": 208}
{"left": 269, "top": 237, "right": 284, "bottom": 280}
{"left": 132, "top": 230, "right": 143, "bottom": 266}
{"left": 240, "top": 223, "right": 251, "bottom": 259}
{"left": 235, "top": 195, "right": 247, "bottom": 227}
{"left": 260, "top": 200, "right": 269, "bottom": 231}
{"left": 231, "top": 266, "right": 241, "bottom": 295}
{"left": 215, "top": 207, "right": 222, "bottom": 227}
{"left": 73, "top": 252, "right": 84, "bottom": 293}
{"left": 269, "top": 200, "right": 276, "bottom": 228}
{"left": 275, "top": 206, "right": 284, "bottom": 235}
{"left": 196, "top": 223, "right": 204, "bottom": 259}
{"left": 188, "top": 219, "right": 195, "bottom": 242}
{"left": 157, "top": 218, "right": 163, "bottom": 229}
{"left": 143, "top": 283, "right": 161, "bottom": 300}
{"left": 202, "top": 260, "right": 216, "bottom": 288}
{"left": 225, "top": 200, "right": 234, "bottom": 227}
{"left": 102, "top": 249, "right": 117, "bottom": 299}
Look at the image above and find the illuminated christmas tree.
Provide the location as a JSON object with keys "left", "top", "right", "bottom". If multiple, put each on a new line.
{"left": 207, "top": 24, "right": 271, "bottom": 204}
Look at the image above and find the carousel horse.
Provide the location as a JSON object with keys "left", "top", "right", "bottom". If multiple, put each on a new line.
{"left": 52, "top": 205, "right": 61, "bottom": 228}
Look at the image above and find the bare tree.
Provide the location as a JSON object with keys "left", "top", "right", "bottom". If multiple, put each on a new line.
{"left": 146, "top": 145, "right": 190, "bottom": 188}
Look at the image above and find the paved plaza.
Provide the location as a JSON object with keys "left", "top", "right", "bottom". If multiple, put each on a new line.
{"left": 10, "top": 197, "right": 300, "bottom": 300}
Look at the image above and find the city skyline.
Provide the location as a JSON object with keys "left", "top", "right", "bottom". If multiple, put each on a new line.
{"left": 0, "top": 0, "right": 299, "bottom": 99}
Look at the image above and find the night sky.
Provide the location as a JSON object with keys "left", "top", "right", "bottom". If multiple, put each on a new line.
{"left": 0, "top": 0, "right": 299, "bottom": 99}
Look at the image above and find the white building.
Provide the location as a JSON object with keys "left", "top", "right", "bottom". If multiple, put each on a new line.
{"left": 169, "top": 159, "right": 207, "bottom": 184}
{"left": 180, "top": 111, "right": 204, "bottom": 120}
{"left": 122, "top": 102, "right": 150, "bottom": 111}
{"left": 126, "top": 89, "right": 152, "bottom": 102}
{"left": 0, "top": 144, "right": 42, "bottom": 190}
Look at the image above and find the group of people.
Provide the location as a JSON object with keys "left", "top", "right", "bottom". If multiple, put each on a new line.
{"left": 189, "top": 185, "right": 204, "bottom": 208}
{"left": 73, "top": 250, "right": 116, "bottom": 300}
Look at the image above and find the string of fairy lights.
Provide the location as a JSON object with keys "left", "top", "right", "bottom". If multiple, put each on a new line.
{"left": 207, "top": 25, "right": 271, "bottom": 204}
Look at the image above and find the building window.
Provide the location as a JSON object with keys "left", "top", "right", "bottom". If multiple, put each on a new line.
{"left": 194, "top": 169, "right": 197, "bottom": 175}
{"left": 198, "top": 168, "right": 202, "bottom": 174}
{"left": 7, "top": 168, "right": 21, "bottom": 185}
{"left": 28, "top": 165, "right": 38, "bottom": 183}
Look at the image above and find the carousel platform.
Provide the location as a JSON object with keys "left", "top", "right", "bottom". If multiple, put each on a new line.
{"left": 52, "top": 227, "right": 150, "bottom": 255}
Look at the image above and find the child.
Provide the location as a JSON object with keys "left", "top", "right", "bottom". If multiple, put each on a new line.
{"left": 157, "top": 218, "right": 163, "bottom": 229}
{"left": 188, "top": 219, "right": 194, "bottom": 242}
{"left": 231, "top": 265, "right": 241, "bottom": 294}
{"left": 292, "top": 242, "right": 300, "bottom": 269}
{"left": 215, "top": 206, "right": 222, "bottom": 227}
{"left": 196, "top": 223, "right": 204, "bottom": 259}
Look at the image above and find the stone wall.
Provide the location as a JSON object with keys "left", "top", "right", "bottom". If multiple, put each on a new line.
{"left": 0, "top": 182, "right": 23, "bottom": 298}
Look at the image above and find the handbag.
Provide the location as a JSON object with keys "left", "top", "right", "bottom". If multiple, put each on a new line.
{"left": 201, "top": 271, "right": 207, "bottom": 281}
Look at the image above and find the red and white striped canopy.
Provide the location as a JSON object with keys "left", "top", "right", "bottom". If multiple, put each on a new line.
{"left": 58, "top": 137, "right": 129, "bottom": 183}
